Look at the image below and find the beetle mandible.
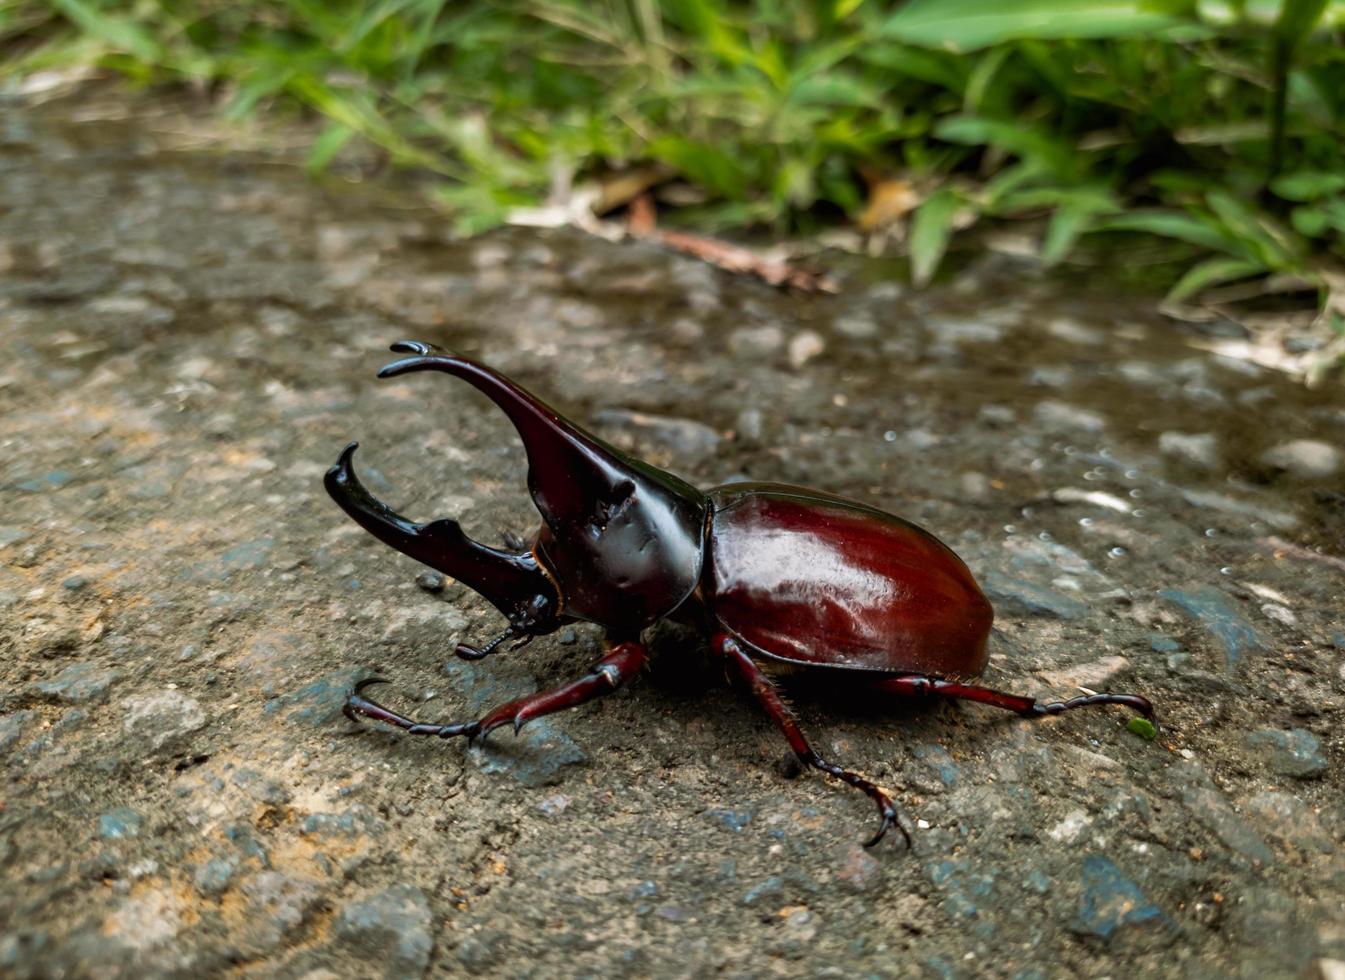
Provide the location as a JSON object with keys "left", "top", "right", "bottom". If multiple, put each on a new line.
{"left": 327, "top": 341, "right": 1154, "bottom": 847}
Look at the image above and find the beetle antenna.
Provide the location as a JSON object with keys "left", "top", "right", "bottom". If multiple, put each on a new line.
{"left": 455, "top": 628, "right": 516, "bottom": 661}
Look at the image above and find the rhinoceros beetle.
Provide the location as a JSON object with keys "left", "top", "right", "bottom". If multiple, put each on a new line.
{"left": 327, "top": 341, "right": 1154, "bottom": 847}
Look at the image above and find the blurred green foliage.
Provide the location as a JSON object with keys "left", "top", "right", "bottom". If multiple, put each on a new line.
{"left": 3, "top": 0, "right": 1344, "bottom": 315}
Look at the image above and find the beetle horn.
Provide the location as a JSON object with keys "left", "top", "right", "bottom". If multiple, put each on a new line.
{"left": 324, "top": 442, "right": 557, "bottom": 624}
{"left": 374, "top": 341, "right": 707, "bottom": 630}
{"left": 376, "top": 340, "right": 702, "bottom": 532}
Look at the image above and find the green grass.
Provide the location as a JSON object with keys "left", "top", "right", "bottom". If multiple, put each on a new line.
{"left": 4, "top": 1, "right": 1344, "bottom": 368}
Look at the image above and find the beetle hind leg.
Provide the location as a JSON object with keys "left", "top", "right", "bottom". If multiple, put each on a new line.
{"left": 712, "top": 633, "right": 910, "bottom": 850}
{"left": 873, "top": 674, "right": 1155, "bottom": 722}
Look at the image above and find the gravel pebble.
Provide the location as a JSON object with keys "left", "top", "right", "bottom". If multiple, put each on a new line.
{"left": 1259, "top": 439, "right": 1340, "bottom": 478}
{"left": 335, "top": 885, "right": 434, "bottom": 979}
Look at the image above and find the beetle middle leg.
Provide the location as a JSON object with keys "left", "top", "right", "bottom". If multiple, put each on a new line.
{"left": 344, "top": 640, "right": 647, "bottom": 740}
{"left": 712, "top": 633, "right": 910, "bottom": 850}
{"left": 870, "top": 674, "right": 1155, "bottom": 721}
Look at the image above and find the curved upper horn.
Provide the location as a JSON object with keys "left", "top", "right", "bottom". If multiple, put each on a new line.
{"left": 376, "top": 341, "right": 707, "bottom": 629}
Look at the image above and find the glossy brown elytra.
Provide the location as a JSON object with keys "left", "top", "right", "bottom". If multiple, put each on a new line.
{"left": 326, "top": 341, "right": 1154, "bottom": 847}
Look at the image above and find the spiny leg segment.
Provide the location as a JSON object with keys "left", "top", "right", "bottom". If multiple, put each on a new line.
{"left": 870, "top": 674, "right": 1155, "bottom": 720}
{"left": 345, "top": 640, "right": 648, "bottom": 740}
{"left": 712, "top": 633, "right": 910, "bottom": 849}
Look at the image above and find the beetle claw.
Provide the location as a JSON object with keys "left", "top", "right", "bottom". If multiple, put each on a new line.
{"left": 455, "top": 627, "right": 519, "bottom": 662}
{"left": 344, "top": 677, "right": 390, "bottom": 722}
{"left": 860, "top": 801, "right": 914, "bottom": 854}
{"left": 863, "top": 808, "right": 912, "bottom": 850}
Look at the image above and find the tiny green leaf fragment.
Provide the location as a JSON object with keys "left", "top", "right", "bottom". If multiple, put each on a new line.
{"left": 1127, "top": 717, "right": 1158, "bottom": 740}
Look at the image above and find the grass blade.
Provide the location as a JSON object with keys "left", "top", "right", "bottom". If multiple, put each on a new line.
{"left": 909, "top": 187, "right": 961, "bottom": 287}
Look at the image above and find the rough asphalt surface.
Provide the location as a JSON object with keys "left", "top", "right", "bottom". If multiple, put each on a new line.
{"left": 2, "top": 88, "right": 1343, "bottom": 979}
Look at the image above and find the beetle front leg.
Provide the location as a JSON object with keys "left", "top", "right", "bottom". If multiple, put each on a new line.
{"left": 871, "top": 674, "right": 1155, "bottom": 721}
{"left": 344, "top": 640, "right": 647, "bottom": 741}
{"left": 473, "top": 639, "right": 647, "bottom": 740}
{"left": 712, "top": 633, "right": 910, "bottom": 850}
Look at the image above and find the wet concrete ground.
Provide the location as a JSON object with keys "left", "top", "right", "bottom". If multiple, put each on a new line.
{"left": 2, "top": 88, "right": 1343, "bottom": 979}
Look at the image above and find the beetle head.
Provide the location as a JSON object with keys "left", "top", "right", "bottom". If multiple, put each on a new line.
{"left": 341, "top": 341, "right": 707, "bottom": 631}
{"left": 325, "top": 442, "right": 564, "bottom": 643}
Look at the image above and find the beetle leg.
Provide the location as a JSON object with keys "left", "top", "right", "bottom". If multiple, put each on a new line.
{"left": 344, "top": 641, "right": 647, "bottom": 742}
{"left": 712, "top": 633, "right": 910, "bottom": 850}
{"left": 344, "top": 679, "right": 480, "bottom": 738}
{"left": 471, "top": 639, "right": 647, "bottom": 741}
{"left": 871, "top": 674, "right": 1155, "bottom": 721}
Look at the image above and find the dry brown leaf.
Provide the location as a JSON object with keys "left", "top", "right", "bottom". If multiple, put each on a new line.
{"left": 858, "top": 177, "right": 921, "bottom": 233}
{"left": 593, "top": 165, "right": 675, "bottom": 215}
{"left": 626, "top": 193, "right": 837, "bottom": 294}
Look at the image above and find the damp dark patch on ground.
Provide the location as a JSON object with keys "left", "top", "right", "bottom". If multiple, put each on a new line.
{"left": 2, "top": 87, "right": 1343, "bottom": 979}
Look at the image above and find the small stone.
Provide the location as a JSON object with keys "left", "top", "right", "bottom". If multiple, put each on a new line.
{"left": 1074, "top": 854, "right": 1165, "bottom": 940}
{"left": 1047, "top": 810, "right": 1093, "bottom": 844}
{"left": 1149, "top": 634, "right": 1181, "bottom": 653}
{"left": 31, "top": 662, "right": 120, "bottom": 704}
{"left": 455, "top": 931, "right": 504, "bottom": 969}
{"left": 0, "top": 710, "right": 36, "bottom": 751}
{"left": 538, "top": 794, "right": 570, "bottom": 816}
{"left": 1259, "top": 439, "right": 1340, "bottom": 478}
{"left": 1181, "top": 488, "right": 1298, "bottom": 530}
{"left": 98, "top": 808, "right": 143, "bottom": 840}
{"left": 741, "top": 876, "right": 784, "bottom": 907}
{"left": 980, "top": 571, "right": 1087, "bottom": 620}
{"left": 1158, "top": 432, "right": 1222, "bottom": 472}
{"left": 727, "top": 325, "right": 784, "bottom": 358}
{"left": 1314, "top": 960, "right": 1345, "bottom": 980}
{"left": 834, "top": 844, "right": 881, "bottom": 893}
{"left": 300, "top": 804, "right": 385, "bottom": 839}
{"left": 1051, "top": 487, "right": 1132, "bottom": 512}
{"left": 978, "top": 404, "right": 1016, "bottom": 427}
{"left": 1242, "top": 792, "right": 1335, "bottom": 855}
{"left": 120, "top": 690, "right": 206, "bottom": 750}
{"left": 1037, "top": 656, "right": 1130, "bottom": 692}
{"left": 13, "top": 470, "right": 73, "bottom": 493}
{"left": 787, "top": 330, "right": 825, "bottom": 369}
{"left": 194, "top": 857, "right": 237, "bottom": 897}
{"left": 1034, "top": 400, "right": 1106, "bottom": 433}
{"left": 780, "top": 907, "right": 816, "bottom": 942}
{"left": 269, "top": 667, "right": 364, "bottom": 727}
{"left": 1260, "top": 603, "right": 1296, "bottom": 626}
{"left": 959, "top": 472, "right": 991, "bottom": 500}
{"left": 927, "top": 315, "right": 1006, "bottom": 345}
{"left": 415, "top": 571, "right": 445, "bottom": 593}
{"left": 705, "top": 808, "right": 751, "bottom": 832}
{"left": 0, "top": 526, "right": 32, "bottom": 548}
{"left": 62, "top": 575, "right": 90, "bottom": 591}
{"left": 1229, "top": 886, "right": 1315, "bottom": 968}
{"left": 1159, "top": 587, "right": 1267, "bottom": 672}
{"left": 1245, "top": 728, "right": 1328, "bottom": 779}
{"left": 1047, "top": 317, "right": 1103, "bottom": 345}
{"left": 232, "top": 768, "right": 293, "bottom": 806}
{"left": 912, "top": 743, "right": 959, "bottom": 787}
{"left": 1182, "top": 786, "right": 1274, "bottom": 864}
{"left": 734, "top": 407, "right": 764, "bottom": 443}
{"left": 335, "top": 885, "right": 434, "bottom": 979}
{"left": 242, "top": 872, "right": 321, "bottom": 952}
{"left": 629, "top": 880, "right": 659, "bottom": 900}
{"left": 669, "top": 318, "right": 704, "bottom": 345}
{"left": 834, "top": 313, "right": 878, "bottom": 339}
